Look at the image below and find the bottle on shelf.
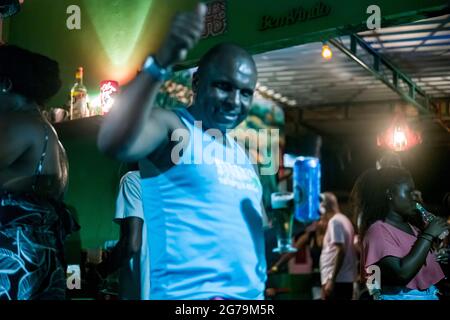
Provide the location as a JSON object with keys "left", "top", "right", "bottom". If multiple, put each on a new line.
{"left": 70, "top": 67, "right": 89, "bottom": 120}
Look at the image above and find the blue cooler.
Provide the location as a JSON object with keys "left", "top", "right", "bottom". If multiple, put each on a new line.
{"left": 293, "top": 157, "right": 321, "bottom": 222}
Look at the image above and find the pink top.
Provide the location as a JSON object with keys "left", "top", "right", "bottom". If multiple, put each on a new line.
{"left": 363, "top": 220, "right": 444, "bottom": 290}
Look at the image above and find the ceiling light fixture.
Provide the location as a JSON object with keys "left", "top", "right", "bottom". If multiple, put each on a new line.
{"left": 377, "top": 113, "right": 422, "bottom": 152}
{"left": 321, "top": 42, "right": 333, "bottom": 61}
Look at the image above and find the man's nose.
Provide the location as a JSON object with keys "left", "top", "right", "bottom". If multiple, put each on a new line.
{"left": 226, "top": 89, "right": 240, "bottom": 106}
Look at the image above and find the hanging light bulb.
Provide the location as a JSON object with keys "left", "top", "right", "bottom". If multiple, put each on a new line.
{"left": 322, "top": 43, "right": 333, "bottom": 60}
{"left": 393, "top": 126, "right": 407, "bottom": 150}
{"left": 377, "top": 113, "right": 422, "bottom": 152}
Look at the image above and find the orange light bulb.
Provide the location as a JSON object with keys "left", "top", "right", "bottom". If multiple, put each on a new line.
{"left": 322, "top": 44, "right": 333, "bottom": 60}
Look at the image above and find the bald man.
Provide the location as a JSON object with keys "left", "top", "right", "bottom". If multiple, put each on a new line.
{"left": 98, "top": 4, "right": 266, "bottom": 300}
{"left": 319, "top": 192, "right": 357, "bottom": 300}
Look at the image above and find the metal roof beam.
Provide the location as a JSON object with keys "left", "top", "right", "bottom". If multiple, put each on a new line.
{"left": 329, "top": 35, "right": 436, "bottom": 114}
{"left": 365, "top": 34, "right": 450, "bottom": 44}
{"left": 361, "top": 27, "right": 450, "bottom": 37}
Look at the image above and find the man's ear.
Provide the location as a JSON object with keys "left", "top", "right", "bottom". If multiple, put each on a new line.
{"left": 192, "top": 71, "right": 199, "bottom": 93}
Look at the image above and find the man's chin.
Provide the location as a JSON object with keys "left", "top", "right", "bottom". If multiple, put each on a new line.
{"left": 215, "top": 123, "right": 234, "bottom": 133}
{"left": 211, "top": 119, "right": 238, "bottom": 132}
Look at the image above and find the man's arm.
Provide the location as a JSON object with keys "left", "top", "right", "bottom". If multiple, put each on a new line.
{"left": 322, "top": 218, "right": 348, "bottom": 298}
{"left": 321, "top": 243, "right": 346, "bottom": 299}
{"left": 97, "top": 217, "right": 143, "bottom": 277}
{"left": 97, "top": 4, "right": 206, "bottom": 162}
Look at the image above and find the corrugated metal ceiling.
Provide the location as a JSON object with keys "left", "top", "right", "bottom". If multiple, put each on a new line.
{"left": 254, "top": 14, "right": 450, "bottom": 108}
{"left": 253, "top": 14, "right": 450, "bottom": 145}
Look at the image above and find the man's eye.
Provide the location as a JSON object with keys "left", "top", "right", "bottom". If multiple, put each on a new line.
{"left": 215, "top": 82, "right": 231, "bottom": 91}
{"left": 241, "top": 90, "right": 253, "bottom": 98}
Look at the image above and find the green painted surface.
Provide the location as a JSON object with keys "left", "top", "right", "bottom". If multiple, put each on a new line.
{"left": 54, "top": 117, "right": 125, "bottom": 254}
{"left": 6, "top": 0, "right": 197, "bottom": 107}
{"left": 83, "top": 0, "right": 155, "bottom": 67}
{"left": 267, "top": 273, "right": 313, "bottom": 300}
{"left": 2, "top": 19, "right": 10, "bottom": 43}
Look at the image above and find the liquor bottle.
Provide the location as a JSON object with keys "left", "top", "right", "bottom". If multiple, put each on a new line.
{"left": 70, "top": 67, "right": 89, "bottom": 120}
{"left": 415, "top": 202, "right": 449, "bottom": 240}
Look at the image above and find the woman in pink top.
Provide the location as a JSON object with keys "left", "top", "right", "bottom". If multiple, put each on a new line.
{"left": 352, "top": 167, "right": 448, "bottom": 300}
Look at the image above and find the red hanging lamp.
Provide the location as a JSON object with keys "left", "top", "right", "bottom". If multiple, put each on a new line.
{"left": 377, "top": 112, "right": 422, "bottom": 152}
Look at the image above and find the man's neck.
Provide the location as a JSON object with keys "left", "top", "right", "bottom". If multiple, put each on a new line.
{"left": 325, "top": 211, "right": 337, "bottom": 219}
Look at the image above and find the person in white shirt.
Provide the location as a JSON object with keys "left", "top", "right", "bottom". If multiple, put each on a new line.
{"left": 319, "top": 192, "right": 356, "bottom": 300}
{"left": 97, "top": 171, "right": 150, "bottom": 299}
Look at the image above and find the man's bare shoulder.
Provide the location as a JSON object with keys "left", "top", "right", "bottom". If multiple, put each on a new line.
{"left": 151, "top": 107, "right": 186, "bottom": 131}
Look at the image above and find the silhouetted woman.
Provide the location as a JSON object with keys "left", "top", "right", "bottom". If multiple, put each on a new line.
{"left": 353, "top": 167, "right": 448, "bottom": 300}
{"left": 0, "top": 45, "right": 79, "bottom": 300}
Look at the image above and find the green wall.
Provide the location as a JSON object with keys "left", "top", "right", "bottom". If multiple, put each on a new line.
{"left": 54, "top": 117, "right": 127, "bottom": 254}
{"left": 1, "top": 19, "right": 10, "bottom": 43}
{"left": 6, "top": 0, "right": 189, "bottom": 107}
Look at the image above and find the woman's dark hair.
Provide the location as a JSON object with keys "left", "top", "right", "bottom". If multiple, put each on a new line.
{"left": 0, "top": 44, "right": 61, "bottom": 105}
{"left": 351, "top": 167, "right": 413, "bottom": 238}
